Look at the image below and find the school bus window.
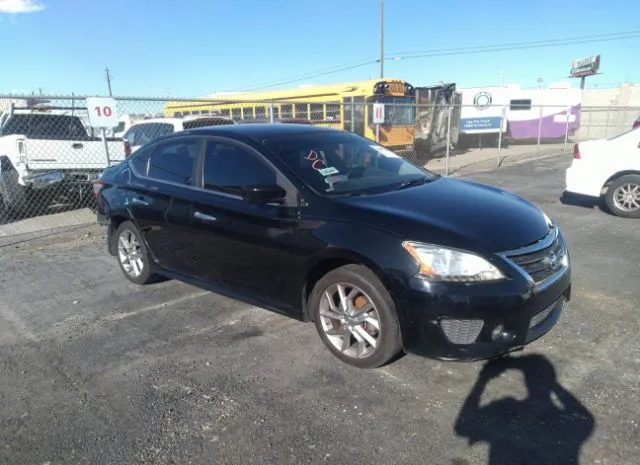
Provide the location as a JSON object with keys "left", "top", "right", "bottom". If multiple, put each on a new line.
{"left": 281, "top": 104, "right": 293, "bottom": 118}
{"left": 255, "top": 106, "right": 266, "bottom": 118}
{"left": 231, "top": 108, "right": 241, "bottom": 120}
{"left": 219, "top": 109, "right": 230, "bottom": 117}
{"left": 243, "top": 107, "right": 254, "bottom": 118}
{"left": 310, "top": 104, "right": 323, "bottom": 120}
{"left": 295, "top": 104, "right": 308, "bottom": 118}
{"left": 268, "top": 106, "right": 280, "bottom": 119}
{"left": 366, "top": 96, "right": 415, "bottom": 126}
{"left": 326, "top": 102, "right": 341, "bottom": 121}
{"left": 173, "top": 112, "right": 183, "bottom": 117}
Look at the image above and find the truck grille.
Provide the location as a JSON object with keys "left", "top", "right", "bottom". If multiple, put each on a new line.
{"left": 507, "top": 231, "right": 565, "bottom": 283}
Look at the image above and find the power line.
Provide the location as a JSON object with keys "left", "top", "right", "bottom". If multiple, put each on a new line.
{"left": 226, "top": 59, "right": 378, "bottom": 92}
{"left": 229, "top": 30, "right": 640, "bottom": 92}
{"left": 393, "top": 31, "right": 640, "bottom": 60}
{"left": 390, "top": 30, "right": 640, "bottom": 57}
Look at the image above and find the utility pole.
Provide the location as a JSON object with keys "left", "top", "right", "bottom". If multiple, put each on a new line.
{"left": 380, "top": 0, "right": 384, "bottom": 78}
{"left": 105, "top": 67, "right": 113, "bottom": 96}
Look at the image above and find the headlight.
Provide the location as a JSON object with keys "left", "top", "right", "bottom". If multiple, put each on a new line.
{"left": 402, "top": 241, "right": 505, "bottom": 282}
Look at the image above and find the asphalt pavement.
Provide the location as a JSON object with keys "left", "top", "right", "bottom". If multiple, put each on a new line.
{"left": 1, "top": 155, "right": 639, "bottom": 465}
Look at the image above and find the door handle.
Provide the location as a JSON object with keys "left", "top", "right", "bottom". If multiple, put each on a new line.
{"left": 72, "top": 143, "right": 83, "bottom": 149}
{"left": 194, "top": 211, "right": 217, "bottom": 222}
{"left": 131, "top": 197, "right": 149, "bottom": 206}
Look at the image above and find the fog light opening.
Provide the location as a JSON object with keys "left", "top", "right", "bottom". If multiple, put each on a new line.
{"left": 491, "top": 323, "right": 515, "bottom": 343}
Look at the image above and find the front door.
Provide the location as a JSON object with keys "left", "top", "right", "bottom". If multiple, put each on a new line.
{"left": 188, "top": 137, "right": 305, "bottom": 313}
{"left": 343, "top": 96, "right": 365, "bottom": 137}
{"left": 127, "top": 136, "right": 201, "bottom": 275}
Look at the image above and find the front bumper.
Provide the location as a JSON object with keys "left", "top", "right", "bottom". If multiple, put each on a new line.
{"left": 395, "top": 229, "right": 572, "bottom": 361}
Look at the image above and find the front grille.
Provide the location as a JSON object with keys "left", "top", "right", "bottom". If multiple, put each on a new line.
{"left": 440, "top": 319, "right": 484, "bottom": 345}
{"left": 507, "top": 231, "right": 565, "bottom": 283}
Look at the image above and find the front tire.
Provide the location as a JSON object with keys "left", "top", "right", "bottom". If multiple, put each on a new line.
{"left": 113, "top": 220, "right": 160, "bottom": 284}
{"left": 605, "top": 175, "right": 640, "bottom": 218}
{"left": 309, "top": 264, "right": 403, "bottom": 368}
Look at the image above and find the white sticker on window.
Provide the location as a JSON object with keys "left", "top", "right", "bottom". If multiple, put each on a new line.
{"left": 319, "top": 166, "right": 339, "bottom": 176}
{"left": 369, "top": 144, "right": 400, "bottom": 158}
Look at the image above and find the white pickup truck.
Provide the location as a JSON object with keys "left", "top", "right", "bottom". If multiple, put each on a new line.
{"left": 0, "top": 108, "right": 126, "bottom": 213}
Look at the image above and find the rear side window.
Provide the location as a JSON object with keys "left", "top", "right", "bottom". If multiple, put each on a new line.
{"left": 147, "top": 138, "right": 199, "bottom": 186}
{"left": 202, "top": 141, "right": 277, "bottom": 195}
{"left": 129, "top": 146, "right": 152, "bottom": 176}
{"left": 130, "top": 123, "right": 174, "bottom": 146}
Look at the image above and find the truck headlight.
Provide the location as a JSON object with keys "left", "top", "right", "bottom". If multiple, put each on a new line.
{"left": 402, "top": 241, "right": 505, "bottom": 282}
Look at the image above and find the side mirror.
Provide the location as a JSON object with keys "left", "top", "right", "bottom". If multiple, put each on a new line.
{"left": 241, "top": 184, "right": 287, "bottom": 204}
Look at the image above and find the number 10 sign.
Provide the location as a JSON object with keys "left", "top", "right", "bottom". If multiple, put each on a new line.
{"left": 86, "top": 97, "right": 118, "bottom": 127}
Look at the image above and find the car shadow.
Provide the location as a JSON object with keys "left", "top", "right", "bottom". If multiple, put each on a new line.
{"left": 452, "top": 354, "right": 595, "bottom": 465}
{"left": 559, "top": 191, "right": 609, "bottom": 213}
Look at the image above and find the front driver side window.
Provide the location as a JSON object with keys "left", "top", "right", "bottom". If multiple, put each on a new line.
{"left": 202, "top": 141, "right": 277, "bottom": 195}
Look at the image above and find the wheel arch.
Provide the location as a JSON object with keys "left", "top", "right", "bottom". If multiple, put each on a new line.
{"left": 603, "top": 170, "right": 640, "bottom": 190}
{"left": 107, "top": 214, "right": 134, "bottom": 255}
{"left": 300, "top": 248, "right": 399, "bottom": 323}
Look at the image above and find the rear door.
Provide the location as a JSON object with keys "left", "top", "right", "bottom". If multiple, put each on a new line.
{"left": 127, "top": 136, "right": 202, "bottom": 275}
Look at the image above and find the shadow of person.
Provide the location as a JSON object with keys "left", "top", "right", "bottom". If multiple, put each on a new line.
{"left": 454, "top": 354, "right": 595, "bottom": 465}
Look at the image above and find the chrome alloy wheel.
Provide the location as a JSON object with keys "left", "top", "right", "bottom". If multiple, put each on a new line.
{"left": 318, "top": 283, "right": 381, "bottom": 359}
{"left": 117, "top": 229, "right": 144, "bottom": 278}
{"left": 613, "top": 182, "right": 640, "bottom": 212}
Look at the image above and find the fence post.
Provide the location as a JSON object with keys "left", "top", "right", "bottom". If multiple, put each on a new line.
{"left": 536, "top": 105, "right": 543, "bottom": 152}
{"left": 497, "top": 105, "right": 506, "bottom": 167}
{"left": 445, "top": 103, "right": 452, "bottom": 176}
{"left": 350, "top": 97, "right": 355, "bottom": 132}
{"left": 101, "top": 127, "right": 111, "bottom": 167}
{"left": 563, "top": 104, "right": 570, "bottom": 152}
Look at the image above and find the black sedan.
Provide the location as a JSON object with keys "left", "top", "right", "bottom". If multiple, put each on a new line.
{"left": 94, "top": 124, "right": 571, "bottom": 368}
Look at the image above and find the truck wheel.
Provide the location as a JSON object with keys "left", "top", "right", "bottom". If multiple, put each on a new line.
{"left": 605, "top": 175, "right": 640, "bottom": 218}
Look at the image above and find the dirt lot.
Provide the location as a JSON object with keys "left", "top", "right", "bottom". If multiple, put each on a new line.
{"left": 1, "top": 154, "right": 639, "bottom": 465}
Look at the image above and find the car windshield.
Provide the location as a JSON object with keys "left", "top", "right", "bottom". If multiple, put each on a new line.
{"left": 262, "top": 131, "right": 438, "bottom": 196}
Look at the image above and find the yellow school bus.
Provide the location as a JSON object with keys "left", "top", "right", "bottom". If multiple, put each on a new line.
{"left": 163, "top": 78, "right": 416, "bottom": 153}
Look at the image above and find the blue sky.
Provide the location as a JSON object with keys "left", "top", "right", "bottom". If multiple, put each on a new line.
{"left": 0, "top": 0, "right": 638, "bottom": 97}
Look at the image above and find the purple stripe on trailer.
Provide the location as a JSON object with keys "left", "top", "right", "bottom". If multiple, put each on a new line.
{"left": 508, "top": 105, "right": 581, "bottom": 140}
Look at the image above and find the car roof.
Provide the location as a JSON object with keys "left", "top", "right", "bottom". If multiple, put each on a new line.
{"left": 178, "top": 123, "right": 339, "bottom": 140}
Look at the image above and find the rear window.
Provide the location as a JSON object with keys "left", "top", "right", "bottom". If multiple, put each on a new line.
{"left": 182, "top": 118, "right": 234, "bottom": 130}
{"left": 0, "top": 114, "right": 88, "bottom": 139}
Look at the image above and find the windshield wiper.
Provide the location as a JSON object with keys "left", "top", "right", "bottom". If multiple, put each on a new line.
{"left": 394, "top": 177, "right": 431, "bottom": 191}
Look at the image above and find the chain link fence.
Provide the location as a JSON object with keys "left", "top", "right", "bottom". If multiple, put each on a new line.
{"left": 1, "top": 93, "right": 638, "bottom": 237}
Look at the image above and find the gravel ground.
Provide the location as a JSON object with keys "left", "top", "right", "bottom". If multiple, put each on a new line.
{"left": 0, "top": 155, "right": 638, "bottom": 465}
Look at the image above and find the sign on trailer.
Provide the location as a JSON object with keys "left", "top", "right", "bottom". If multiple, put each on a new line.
{"left": 373, "top": 103, "right": 385, "bottom": 124}
{"left": 86, "top": 97, "right": 118, "bottom": 128}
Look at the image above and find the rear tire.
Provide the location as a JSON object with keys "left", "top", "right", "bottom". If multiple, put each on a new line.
{"left": 309, "top": 264, "right": 403, "bottom": 368}
{"left": 113, "top": 220, "right": 161, "bottom": 285}
{"left": 604, "top": 175, "right": 640, "bottom": 218}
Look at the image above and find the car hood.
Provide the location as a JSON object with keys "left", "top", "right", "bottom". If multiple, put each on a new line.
{"left": 337, "top": 177, "right": 551, "bottom": 253}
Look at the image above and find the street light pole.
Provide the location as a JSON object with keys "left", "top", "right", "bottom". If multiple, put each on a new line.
{"left": 380, "top": 0, "right": 384, "bottom": 78}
